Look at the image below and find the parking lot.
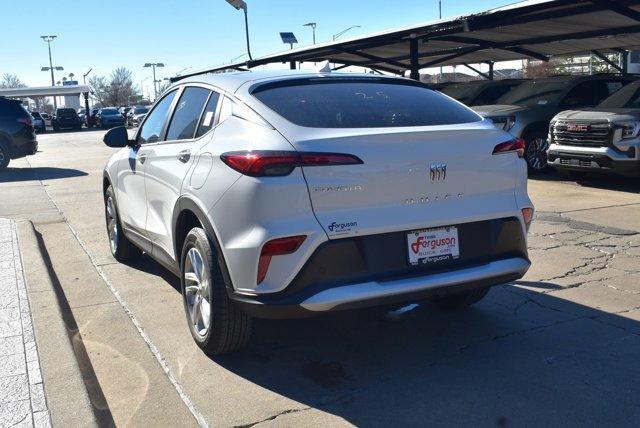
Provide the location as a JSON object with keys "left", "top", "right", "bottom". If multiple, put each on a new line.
{"left": 0, "top": 129, "right": 637, "bottom": 426}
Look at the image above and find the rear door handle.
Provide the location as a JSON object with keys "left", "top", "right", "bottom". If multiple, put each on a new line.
{"left": 178, "top": 150, "right": 191, "bottom": 163}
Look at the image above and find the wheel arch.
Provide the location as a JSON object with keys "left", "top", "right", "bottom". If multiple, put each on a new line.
{"left": 521, "top": 121, "right": 550, "bottom": 142}
{"left": 172, "top": 196, "right": 235, "bottom": 293}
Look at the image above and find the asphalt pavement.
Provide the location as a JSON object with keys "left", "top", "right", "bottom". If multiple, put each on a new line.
{"left": 0, "top": 129, "right": 639, "bottom": 427}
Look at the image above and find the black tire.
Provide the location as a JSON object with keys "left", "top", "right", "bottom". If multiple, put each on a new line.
{"left": 104, "top": 185, "right": 141, "bottom": 262}
{"left": 181, "top": 227, "right": 252, "bottom": 355}
{"left": 0, "top": 140, "right": 10, "bottom": 171}
{"left": 523, "top": 130, "right": 550, "bottom": 174}
{"left": 430, "top": 287, "right": 490, "bottom": 310}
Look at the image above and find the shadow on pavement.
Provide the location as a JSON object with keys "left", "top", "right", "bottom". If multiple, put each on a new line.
{"left": 0, "top": 167, "right": 88, "bottom": 182}
{"left": 211, "top": 286, "right": 640, "bottom": 426}
{"left": 125, "top": 246, "right": 640, "bottom": 425}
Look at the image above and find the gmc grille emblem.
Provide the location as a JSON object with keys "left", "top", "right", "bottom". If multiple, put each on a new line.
{"left": 430, "top": 163, "right": 447, "bottom": 182}
{"left": 566, "top": 123, "right": 590, "bottom": 132}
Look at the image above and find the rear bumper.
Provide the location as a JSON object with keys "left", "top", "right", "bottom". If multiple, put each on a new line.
{"left": 548, "top": 145, "right": 640, "bottom": 177}
{"left": 233, "top": 257, "right": 529, "bottom": 318}
{"left": 11, "top": 138, "right": 38, "bottom": 159}
{"left": 230, "top": 217, "right": 529, "bottom": 318}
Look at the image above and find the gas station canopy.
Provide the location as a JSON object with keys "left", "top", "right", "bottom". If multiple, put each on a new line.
{"left": 0, "top": 85, "right": 91, "bottom": 98}
{"left": 175, "top": 0, "right": 640, "bottom": 81}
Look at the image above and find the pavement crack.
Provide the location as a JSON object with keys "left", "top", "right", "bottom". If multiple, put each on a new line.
{"left": 234, "top": 407, "right": 312, "bottom": 428}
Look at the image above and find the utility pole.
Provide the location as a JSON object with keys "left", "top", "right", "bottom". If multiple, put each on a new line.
{"left": 41, "top": 35, "right": 58, "bottom": 109}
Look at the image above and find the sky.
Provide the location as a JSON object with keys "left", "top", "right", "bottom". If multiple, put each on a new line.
{"left": 1, "top": 0, "right": 518, "bottom": 97}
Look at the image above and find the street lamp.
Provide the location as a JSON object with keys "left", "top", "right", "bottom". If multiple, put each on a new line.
{"left": 303, "top": 22, "right": 317, "bottom": 44}
{"left": 143, "top": 62, "right": 164, "bottom": 100}
{"left": 83, "top": 68, "right": 92, "bottom": 84}
{"left": 41, "top": 35, "right": 59, "bottom": 109}
{"left": 332, "top": 25, "right": 360, "bottom": 40}
{"left": 225, "top": 0, "right": 253, "bottom": 60}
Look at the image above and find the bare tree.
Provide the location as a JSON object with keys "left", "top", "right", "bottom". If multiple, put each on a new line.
{"left": 88, "top": 68, "right": 139, "bottom": 107}
{"left": 108, "top": 67, "right": 137, "bottom": 106}
{"left": 88, "top": 75, "right": 109, "bottom": 107}
{"left": 0, "top": 73, "right": 26, "bottom": 89}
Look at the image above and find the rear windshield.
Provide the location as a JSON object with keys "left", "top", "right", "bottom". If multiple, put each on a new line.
{"left": 440, "top": 82, "right": 484, "bottom": 104}
{"left": 0, "top": 99, "right": 30, "bottom": 116}
{"left": 598, "top": 83, "right": 640, "bottom": 109}
{"left": 57, "top": 108, "right": 76, "bottom": 116}
{"left": 101, "top": 108, "right": 119, "bottom": 115}
{"left": 497, "top": 80, "right": 567, "bottom": 106}
{"left": 252, "top": 79, "right": 481, "bottom": 128}
{"left": 31, "top": 112, "right": 42, "bottom": 118}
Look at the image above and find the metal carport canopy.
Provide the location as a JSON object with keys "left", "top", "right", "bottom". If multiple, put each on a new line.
{"left": 175, "top": 0, "right": 640, "bottom": 81}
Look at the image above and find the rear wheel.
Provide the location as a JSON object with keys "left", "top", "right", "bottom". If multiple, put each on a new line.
{"left": 104, "top": 185, "right": 141, "bottom": 261}
{"left": 0, "top": 141, "right": 10, "bottom": 171}
{"left": 430, "top": 287, "right": 490, "bottom": 310}
{"left": 523, "top": 131, "right": 549, "bottom": 174}
{"left": 181, "top": 227, "right": 252, "bottom": 355}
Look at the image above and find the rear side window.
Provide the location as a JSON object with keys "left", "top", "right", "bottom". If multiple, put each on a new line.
{"left": 252, "top": 79, "right": 481, "bottom": 128}
{"left": 195, "top": 91, "right": 221, "bottom": 138}
{"left": 166, "top": 87, "right": 211, "bottom": 141}
{"left": 138, "top": 90, "right": 177, "bottom": 145}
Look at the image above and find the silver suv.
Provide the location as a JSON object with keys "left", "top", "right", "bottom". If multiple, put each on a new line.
{"left": 473, "top": 75, "right": 637, "bottom": 173}
{"left": 548, "top": 80, "right": 640, "bottom": 177}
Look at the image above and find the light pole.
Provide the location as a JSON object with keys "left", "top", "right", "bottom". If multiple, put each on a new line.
{"left": 83, "top": 68, "right": 92, "bottom": 84}
{"left": 303, "top": 22, "right": 317, "bottom": 44}
{"left": 41, "top": 35, "right": 59, "bottom": 109}
{"left": 332, "top": 25, "right": 360, "bottom": 40}
{"left": 226, "top": 0, "right": 252, "bottom": 60}
{"left": 143, "top": 62, "right": 164, "bottom": 100}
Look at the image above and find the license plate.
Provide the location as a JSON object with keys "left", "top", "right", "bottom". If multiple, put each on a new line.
{"left": 407, "top": 226, "right": 460, "bottom": 266}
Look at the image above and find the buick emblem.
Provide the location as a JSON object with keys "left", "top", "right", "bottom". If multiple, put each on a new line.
{"left": 566, "top": 123, "right": 590, "bottom": 132}
{"left": 430, "top": 163, "right": 447, "bottom": 182}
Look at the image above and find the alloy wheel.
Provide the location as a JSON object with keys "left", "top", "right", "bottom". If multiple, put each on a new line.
{"left": 106, "top": 197, "right": 119, "bottom": 254}
{"left": 184, "top": 248, "right": 212, "bottom": 338}
{"left": 525, "top": 137, "right": 549, "bottom": 171}
{"left": 0, "top": 148, "right": 4, "bottom": 163}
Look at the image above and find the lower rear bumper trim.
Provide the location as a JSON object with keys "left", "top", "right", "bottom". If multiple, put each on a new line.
{"left": 232, "top": 257, "right": 530, "bottom": 319}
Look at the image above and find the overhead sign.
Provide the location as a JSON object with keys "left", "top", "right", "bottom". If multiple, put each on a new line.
{"left": 62, "top": 80, "right": 79, "bottom": 86}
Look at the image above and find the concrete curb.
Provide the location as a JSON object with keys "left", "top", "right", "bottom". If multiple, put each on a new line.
{"left": 16, "top": 220, "right": 99, "bottom": 427}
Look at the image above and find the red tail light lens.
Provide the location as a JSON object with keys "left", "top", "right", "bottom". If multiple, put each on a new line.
{"left": 493, "top": 138, "right": 525, "bottom": 158}
{"left": 17, "top": 117, "right": 33, "bottom": 126}
{"left": 257, "top": 235, "right": 306, "bottom": 284}
{"left": 221, "top": 151, "right": 363, "bottom": 177}
{"left": 522, "top": 207, "right": 534, "bottom": 232}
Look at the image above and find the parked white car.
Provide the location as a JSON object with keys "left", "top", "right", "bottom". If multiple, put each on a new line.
{"left": 102, "top": 71, "right": 534, "bottom": 354}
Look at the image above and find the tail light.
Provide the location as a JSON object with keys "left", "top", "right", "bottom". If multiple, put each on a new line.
{"left": 17, "top": 117, "right": 33, "bottom": 126}
{"left": 257, "top": 235, "right": 306, "bottom": 284}
{"left": 221, "top": 150, "right": 363, "bottom": 177}
{"left": 493, "top": 138, "right": 525, "bottom": 158}
{"left": 521, "top": 207, "right": 534, "bottom": 232}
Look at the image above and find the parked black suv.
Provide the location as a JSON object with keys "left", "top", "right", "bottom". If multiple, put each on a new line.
{"left": 0, "top": 97, "right": 38, "bottom": 171}
{"left": 440, "top": 79, "right": 526, "bottom": 106}
{"left": 53, "top": 108, "right": 82, "bottom": 131}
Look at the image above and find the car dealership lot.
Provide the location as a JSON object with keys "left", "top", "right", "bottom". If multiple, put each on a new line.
{"left": 1, "top": 130, "right": 640, "bottom": 426}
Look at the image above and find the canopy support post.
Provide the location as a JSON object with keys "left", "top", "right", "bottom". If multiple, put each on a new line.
{"left": 409, "top": 38, "right": 420, "bottom": 81}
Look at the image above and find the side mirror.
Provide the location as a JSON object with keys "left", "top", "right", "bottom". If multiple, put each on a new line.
{"left": 103, "top": 126, "right": 135, "bottom": 148}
